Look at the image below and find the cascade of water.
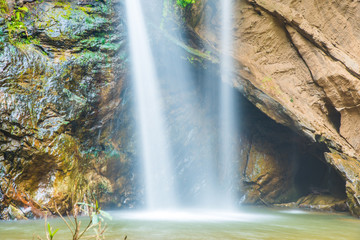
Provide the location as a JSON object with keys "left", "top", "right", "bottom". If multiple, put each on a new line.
{"left": 125, "top": 0, "right": 238, "bottom": 211}
{"left": 158, "top": 3, "right": 228, "bottom": 208}
{"left": 125, "top": 0, "right": 177, "bottom": 210}
{"left": 219, "top": 0, "right": 237, "bottom": 208}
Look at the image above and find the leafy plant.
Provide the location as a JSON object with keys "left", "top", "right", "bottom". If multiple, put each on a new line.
{"left": 0, "top": 0, "right": 9, "bottom": 13}
{"left": 34, "top": 200, "right": 114, "bottom": 240}
{"left": 47, "top": 223, "right": 59, "bottom": 240}
{"left": 5, "top": 6, "right": 29, "bottom": 42}
{"left": 16, "top": 6, "right": 28, "bottom": 20}
{"left": 176, "top": 0, "right": 195, "bottom": 8}
{"left": 55, "top": 202, "right": 108, "bottom": 240}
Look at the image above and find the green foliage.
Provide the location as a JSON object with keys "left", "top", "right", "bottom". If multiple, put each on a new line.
{"left": 17, "top": 6, "right": 29, "bottom": 19}
{"left": 0, "top": 0, "right": 9, "bottom": 13}
{"left": 6, "top": 20, "right": 27, "bottom": 39}
{"left": 176, "top": 0, "right": 195, "bottom": 8}
{"left": 47, "top": 223, "right": 59, "bottom": 240}
{"left": 5, "top": 6, "right": 30, "bottom": 44}
{"left": 35, "top": 200, "right": 113, "bottom": 240}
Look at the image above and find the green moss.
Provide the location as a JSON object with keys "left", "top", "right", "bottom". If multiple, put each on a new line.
{"left": 75, "top": 50, "right": 104, "bottom": 66}
{"left": 100, "top": 42, "right": 122, "bottom": 52}
{"left": 38, "top": 4, "right": 108, "bottom": 43}
{"left": 80, "top": 35, "right": 107, "bottom": 50}
{"left": 96, "top": 2, "right": 110, "bottom": 15}
{"left": 12, "top": 36, "right": 41, "bottom": 48}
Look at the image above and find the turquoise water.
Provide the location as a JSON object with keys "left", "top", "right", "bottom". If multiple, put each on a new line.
{"left": 1, "top": 207, "right": 360, "bottom": 240}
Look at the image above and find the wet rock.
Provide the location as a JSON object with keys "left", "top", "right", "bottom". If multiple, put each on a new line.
{"left": 1, "top": 0, "right": 359, "bottom": 219}
{"left": 297, "top": 194, "right": 348, "bottom": 212}
{"left": 8, "top": 205, "right": 27, "bottom": 220}
{"left": 0, "top": 0, "right": 134, "bottom": 218}
{"left": 32, "top": 2, "right": 110, "bottom": 49}
{"left": 0, "top": 207, "right": 10, "bottom": 220}
{"left": 274, "top": 194, "right": 348, "bottom": 212}
{"left": 187, "top": 0, "right": 360, "bottom": 216}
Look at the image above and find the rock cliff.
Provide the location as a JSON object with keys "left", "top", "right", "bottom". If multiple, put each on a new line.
{"left": 0, "top": 0, "right": 138, "bottom": 220}
{"left": 1, "top": 0, "right": 360, "bottom": 219}
{"left": 189, "top": 0, "right": 360, "bottom": 215}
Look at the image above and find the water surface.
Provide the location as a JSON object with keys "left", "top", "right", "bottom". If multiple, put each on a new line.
{"left": 1, "top": 207, "right": 360, "bottom": 240}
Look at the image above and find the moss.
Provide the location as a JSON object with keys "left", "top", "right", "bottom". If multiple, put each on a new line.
{"left": 100, "top": 42, "right": 122, "bottom": 52}
{"left": 80, "top": 35, "right": 107, "bottom": 50}
{"left": 75, "top": 50, "right": 105, "bottom": 66}
{"left": 37, "top": 3, "right": 109, "bottom": 44}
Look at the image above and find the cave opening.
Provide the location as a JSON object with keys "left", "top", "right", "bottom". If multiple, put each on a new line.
{"left": 293, "top": 149, "right": 346, "bottom": 199}
{"left": 235, "top": 87, "right": 347, "bottom": 209}
{"left": 187, "top": 55, "right": 348, "bottom": 209}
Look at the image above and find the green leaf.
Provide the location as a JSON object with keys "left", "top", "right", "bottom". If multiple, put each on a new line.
{"left": 18, "top": 6, "right": 28, "bottom": 12}
{"left": 52, "top": 228, "right": 59, "bottom": 236}
{"left": 47, "top": 223, "right": 51, "bottom": 235}
{"left": 15, "top": 11, "right": 21, "bottom": 21}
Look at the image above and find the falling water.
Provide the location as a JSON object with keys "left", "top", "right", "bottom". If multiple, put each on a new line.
{"left": 125, "top": 0, "right": 176, "bottom": 210}
{"left": 125, "top": 0, "right": 239, "bottom": 211}
{"left": 219, "top": 0, "right": 237, "bottom": 208}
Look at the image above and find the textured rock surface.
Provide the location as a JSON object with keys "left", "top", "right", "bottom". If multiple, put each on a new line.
{"left": 2, "top": 0, "right": 360, "bottom": 219}
{"left": 188, "top": 0, "right": 360, "bottom": 215}
{"left": 0, "top": 0, "right": 137, "bottom": 219}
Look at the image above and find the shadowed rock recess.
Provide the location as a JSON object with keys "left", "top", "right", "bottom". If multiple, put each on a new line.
{"left": 0, "top": 0, "right": 360, "bottom": 219}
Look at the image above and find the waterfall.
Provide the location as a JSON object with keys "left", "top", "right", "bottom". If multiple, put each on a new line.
{"left": 125, "top": 0, "right": 239, "bottom": 211}
{"left": 125, "top": 0, "right": 177, "bottom": 210}
{"left": 219, "top": 0, "right": 237, "bottom": 208}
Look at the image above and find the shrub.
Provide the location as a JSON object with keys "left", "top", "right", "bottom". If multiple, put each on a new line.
{"left": 176, "top": 0, "right": 195, "bottom": 8}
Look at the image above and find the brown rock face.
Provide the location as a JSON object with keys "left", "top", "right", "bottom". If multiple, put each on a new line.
{"left": 188, "top": 0, "right": 360, "bottom": 215}
{"left": 2, "top": 0, "right": 360, "bottom": 218}
{"left": 0, "top": 0, "right": 138, "bottom": 219}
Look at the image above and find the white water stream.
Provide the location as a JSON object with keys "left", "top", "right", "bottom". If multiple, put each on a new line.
{"left": 125, "top": 0, "right": 177, "bottom": 210}
{"left": 125, "top": 0, "right": 239, "bottom": 211}
{"left": 219, "top": 0, "right": 237, "bottom": 209}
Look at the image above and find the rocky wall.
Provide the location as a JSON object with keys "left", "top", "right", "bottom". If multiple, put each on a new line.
{"left": 0, "top": 0, "right": 138, "bottom": 220}
{"left": 188, "top": 0, "right": 360, "bottom": 216}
